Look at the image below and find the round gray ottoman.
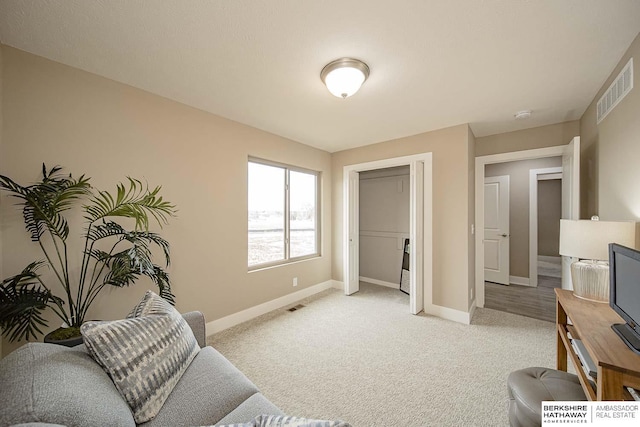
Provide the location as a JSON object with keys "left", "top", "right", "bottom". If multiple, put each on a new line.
{"left": 507, "top": 367, "right": 587, "bottom": 427}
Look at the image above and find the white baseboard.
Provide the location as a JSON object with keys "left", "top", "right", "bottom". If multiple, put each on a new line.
{"left": 206, "top": 280, "right": 336, "bottom": 336}
{"left": 331, "top": 280, "right": 344, "bottom": 290}
{"left": 205, "top": 278, "right": 474, "bottom": 336}
{"left": 359, "top": 276, "right": 400, "bottom": 289}
{"left": 344, "top": 278, "right": 472, "bottom": 325}
{"left": 424, "top": 303, "right": 472, "bottom": 325}
{"left": 509, "top": 275, "right": 534, "bottom": 287}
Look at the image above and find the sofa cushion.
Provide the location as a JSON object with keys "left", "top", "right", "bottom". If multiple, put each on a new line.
{"left": 0, "top": 343, "right": 135, "bottom": 427}
{"left": 214, "top": 394, "right": 285, "bottom": 426}
{"left": 141, "top": 346, "right": 267, "bottom": 426}
{"left": 81, "top": 291, "right": 200, "bottom": 424}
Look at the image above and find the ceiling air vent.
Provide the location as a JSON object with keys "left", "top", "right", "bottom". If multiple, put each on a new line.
{"left": 597, "top": 58, "right": 633, "bottom": 124}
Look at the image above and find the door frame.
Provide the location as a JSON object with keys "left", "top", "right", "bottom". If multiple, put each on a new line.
{"left": 343, "top": 152, "right": 433, "bottom": 315}
{"left": 528, "top": 167, "right": 563, "bottom": 289}
{"left": 475, "top": 145, "right": 568, "bottom": 307}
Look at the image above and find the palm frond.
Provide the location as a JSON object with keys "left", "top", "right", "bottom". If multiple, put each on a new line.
{"left": 87, "top": 223, "right": 169, "bottom": 264}
{"left": 88, "top": 249, "right": 113, "bottom": 263}
{"left": 0, "top": 174, "right": 31, "bottom": 199}
{"left": 86, "top": 221, "right": 127, "bottom": 242}
{"left": 121, "top": 231, "right": 171, "bottom": 267}
{"left": 41, "top": 175, "right": 91, "bottom": 213}
{"left": 147, "top": 265, "right": 175, "bottom": 305}
{"left": 0, "top": 164, "right": 91, "bottom": 241}
{"left": 127, "top": 244, "right": 155, "bottom": 275}
{"left": 0, "top": 262, "right": 63, "bottom": 342}
{"left": 84, "top": 178, "right": 176, "bottom": 231}
{"left": 32, "top": 166, "right": 91, "bottom": 240}
{"left": 101, "top": 251, "right": 140, "bottom": 288}
{"left": 0, "top": 175, "right": 46, "bottom": 240}
{"left": 99, "top": 247, "right": 174, "bottom": 303}
{"left": 100, "top": 244, "right": 155, "bottom": 286}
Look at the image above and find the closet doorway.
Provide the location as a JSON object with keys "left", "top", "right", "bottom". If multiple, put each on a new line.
{"left": 343, "top": 153, "right": 433, "bottom": 315}
{"left": 358, "top": 166, "right": 411, "bottom": 301}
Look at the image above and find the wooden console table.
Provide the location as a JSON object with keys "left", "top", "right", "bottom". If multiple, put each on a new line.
{"left": 556, "top": 288, "right": 640, "bottom": 400}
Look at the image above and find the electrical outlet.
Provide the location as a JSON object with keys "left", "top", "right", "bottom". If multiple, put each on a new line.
{"left": 470, "top": 288, "right": 474, "bottom": 300}
{"left": 293, "top": 277, "right": 298, "bottom": 287}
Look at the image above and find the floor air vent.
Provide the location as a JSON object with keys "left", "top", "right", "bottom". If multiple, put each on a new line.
{"left": 597, "top": 57, "right": 633, "bottom": 124}
{"left": 287, "top": 304, "right": 305, "bottom": 312}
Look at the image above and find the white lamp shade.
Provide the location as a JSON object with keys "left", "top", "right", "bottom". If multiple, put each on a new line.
{"left": 559, "top": 219, "right": 636, "bottom": 260}
{"left": 324, "top": 67, "right": 366, "bottom": 98}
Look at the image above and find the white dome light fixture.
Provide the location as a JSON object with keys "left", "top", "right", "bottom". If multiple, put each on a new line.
{"left": 321, "top": 58, "right": 370, "bottom": 99}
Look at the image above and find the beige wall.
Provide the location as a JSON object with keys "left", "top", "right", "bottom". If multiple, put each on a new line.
{"left": 538, "top": 179, "right": 562, "bottom": 257}
{"left": 485, "top": 157, "right": 562, "bottom": 278}
{"left": 580, "top": 98, "right": 599, "bottom": 219}
{"left": 475, "top": 121, "right": 579, "bottom": 157}
{"left": 0, "top": 46, "right": 332, "bottom": 356}
{"left": 580, "top": 32, "right": 640, "bottom": 228}
{"left": 332, "top": 124, "right": 474, "bottom": 312}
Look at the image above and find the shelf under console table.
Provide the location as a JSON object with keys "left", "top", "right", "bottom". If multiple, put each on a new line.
{"left": 555, "top": 288, "right": 640, "bottom": 401}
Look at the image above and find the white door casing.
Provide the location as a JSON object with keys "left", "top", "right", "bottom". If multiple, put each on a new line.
{"left": 345, "top": 170, "right": 360, "bottom": 295}
{"left": 561, "top": 136, "right": 581, "bottom": 290}
{"left": 475, "top": 140, "right": 580, "bottom": 308}
{"left": 343, "top": 153, "right": 433, "bottom": 314}
{"left": 410, "top": 161, "right": 425, "bottom": 314}
{"left": 484, "top": 176, "right": 510, "bottom": 285}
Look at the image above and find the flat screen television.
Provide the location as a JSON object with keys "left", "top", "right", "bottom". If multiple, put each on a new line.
{"left": 609, "top": 243, "right": 640, "bottom": 355}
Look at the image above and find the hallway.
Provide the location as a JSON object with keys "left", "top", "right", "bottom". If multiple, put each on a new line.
{"left": 485, "top": 274, "right": 561, "bottom": 322}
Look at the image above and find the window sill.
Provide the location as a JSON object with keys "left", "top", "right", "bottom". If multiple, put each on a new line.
{"left": 248, "top": 254, "right": 321, "bottom": 273}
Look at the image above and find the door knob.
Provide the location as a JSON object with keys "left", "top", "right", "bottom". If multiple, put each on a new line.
{"left": 501, "top": 234, "right": 509, "bottom": 237}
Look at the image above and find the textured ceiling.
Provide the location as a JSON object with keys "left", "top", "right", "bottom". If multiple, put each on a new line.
{"left": 1, "top": 0, "right": 640, "bottom": 152}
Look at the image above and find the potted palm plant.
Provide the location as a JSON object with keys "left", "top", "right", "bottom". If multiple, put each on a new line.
{"left": 0, "top": 164, "right": 176, "bottom": 345}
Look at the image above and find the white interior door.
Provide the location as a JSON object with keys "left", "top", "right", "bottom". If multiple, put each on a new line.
{"left": 561, "top": 137, "right": 581, "bottom": 290}
{"left": 345, "top": 170, "right": 360, "bottom": 295}
{"left": 484, "top": 175, "right": 510, "bottom": 285}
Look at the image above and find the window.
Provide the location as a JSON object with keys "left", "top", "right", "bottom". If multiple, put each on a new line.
{"left": 248, "top": 158, "right": 320, "bottom": 269}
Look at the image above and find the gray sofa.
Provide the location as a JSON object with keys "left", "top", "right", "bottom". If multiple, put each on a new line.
{"left": 0, "top": 311, "right": 284, "bottom": 427}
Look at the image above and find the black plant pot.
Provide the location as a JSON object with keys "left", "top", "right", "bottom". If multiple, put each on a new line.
{"left": 44, "top": 328, "right": 84, "bottom": 347}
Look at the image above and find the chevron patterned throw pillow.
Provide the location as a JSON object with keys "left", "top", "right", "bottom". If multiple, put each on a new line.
{"left": 81, "top": 291, "right": 200, "bottom": 423}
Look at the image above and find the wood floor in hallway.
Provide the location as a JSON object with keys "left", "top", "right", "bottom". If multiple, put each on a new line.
{"left": 485, "top": 275, "right": 561, "bottom": 322}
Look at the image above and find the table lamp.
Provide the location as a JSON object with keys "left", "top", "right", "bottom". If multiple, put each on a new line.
{"left": 559, "top": 217, "right": 636, "bottom": 302}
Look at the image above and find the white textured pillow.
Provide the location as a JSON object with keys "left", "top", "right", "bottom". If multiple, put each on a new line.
{"left": 81, "top": 291, "right": 200, "bottom": 423}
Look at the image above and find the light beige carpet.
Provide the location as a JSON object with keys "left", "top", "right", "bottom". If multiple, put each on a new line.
{"left": 208, "top": 282, "right": 556, "bottom": 426}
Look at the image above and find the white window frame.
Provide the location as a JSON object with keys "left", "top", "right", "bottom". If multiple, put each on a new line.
{"left": 248, "top": 157, "right": 321, "bottom": 270}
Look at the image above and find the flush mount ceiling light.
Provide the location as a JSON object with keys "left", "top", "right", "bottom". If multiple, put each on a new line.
{"left": 514, "top": 110, "right": 532, "bottom": 120}
{"left": 321, "top": 58, "right": 370, "bottom": 99}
